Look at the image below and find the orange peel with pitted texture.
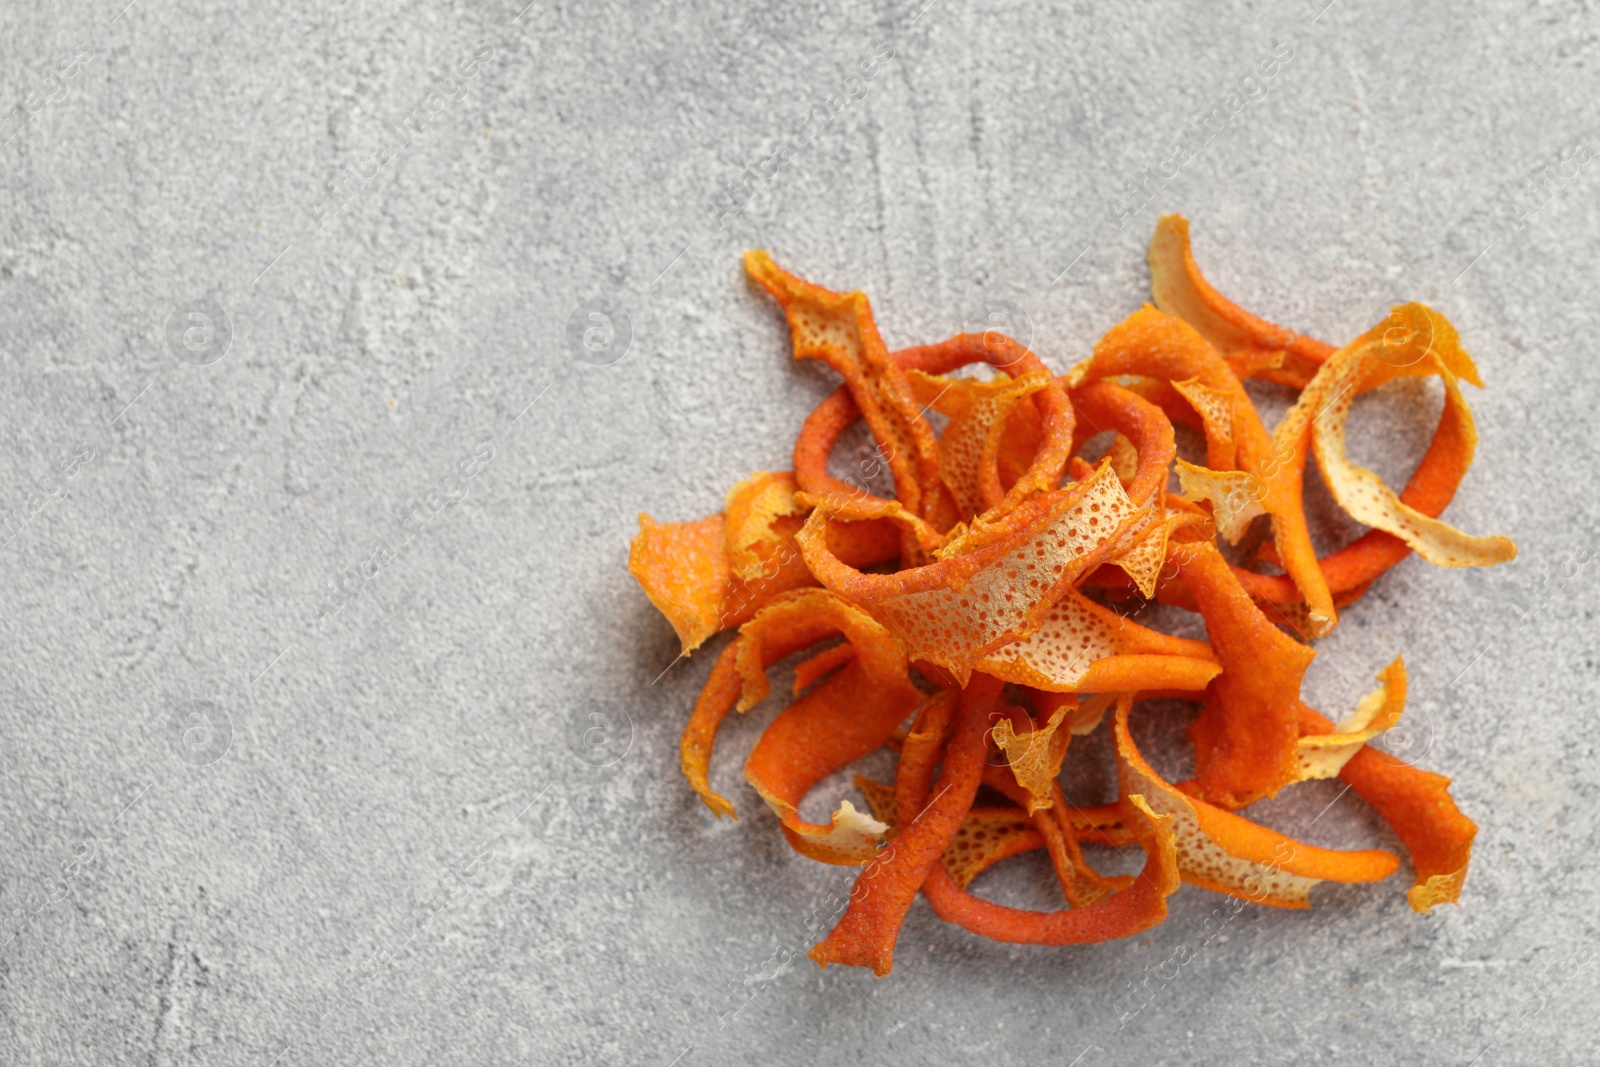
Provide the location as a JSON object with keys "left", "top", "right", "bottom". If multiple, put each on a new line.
{"left": 629, "top": 220, "right": 1508, "bottom": 975}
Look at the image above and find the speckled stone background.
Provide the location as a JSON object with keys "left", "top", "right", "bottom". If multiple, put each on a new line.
{"left": 2, "top": 0, "right": 1597, "bottom": 1063}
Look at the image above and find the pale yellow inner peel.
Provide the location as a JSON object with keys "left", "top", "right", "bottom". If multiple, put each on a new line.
{"left": 1280, "top": 304, "right": 1516, "bottom": 569}
{"left": 1296, "top": 658, "right": 1407, "bottom": 781}
{"left": 1173, "top": 459, "right": 1267, "bottom": 544}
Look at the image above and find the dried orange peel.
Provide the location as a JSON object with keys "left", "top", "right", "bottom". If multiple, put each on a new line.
{"left": 798, "top": 459, "right": 1155, "bottom": 686}
{"left": 1114, "top": 695, "right": 1397, "bottom": 907}
{"left": 1285, "top": 304, "right": 1515, "bottom": 569}
{"left": 630, "top": 470, "right": 899, "bottom": 656}
{"left": 905, "top": 368, "right": 1056, "bottom": 519}
{"left": 630, "top": 226, "right": 1512, "bottom": 975}
{"left": 854, "top": 774, "right": 1046, "bottom": 891}
{"left": 1297, "top": 703, "right": 1477, "bottom": 913}
{"left": 1068, "top": 306, "right": 1340, "bottom": 635}
{"left": 1149, "top": 212, "right": 1515, "bottom": 618}
{"left": 680, "top": 588, "right": 912, "bottom": 821}
{"left": 744, "top": 250, "right": 948, "bottom": 536}
{"left": 1148, "top": 212, "right": 1334, "bottom": 387}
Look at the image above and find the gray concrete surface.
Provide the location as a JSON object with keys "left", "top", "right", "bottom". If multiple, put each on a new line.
{"left": 2, "top": 0, "right": 1598, "bottom": 1063}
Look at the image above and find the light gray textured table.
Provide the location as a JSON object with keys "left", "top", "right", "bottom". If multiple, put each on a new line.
{"left": 2, "top": 1, "right": 1597, "bottom": 1064}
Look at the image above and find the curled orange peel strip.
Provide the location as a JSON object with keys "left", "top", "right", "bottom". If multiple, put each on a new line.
{"left": 791, "top": 333, "right": 1075, "bottom": 530}
{"left": 941, "top": 807, "right": 1050, "bottom": 889}
{"left": 1036, "top": 791, "right": 1135, "bottom": 906}
{"left": 1062, "top": 801, "right": 1137, "bottom": 849}
{"left": 905, "top": 368, "right": 1055, "bottom": 519}
{"left": 855, "top": 774, "right": 1047, "bottom": 892}
{"left": 1069, "top": 306, "right": 1338, "bottom": 635}
{"left": 1148, "top": 213, "right": 1335, "bottom": 386}
{"left": 798, "top": 460, "right": 1153, "bottom": 685}
{"left": 744, "top": 656, "right": 922, "bottom": 865}
{"left": 810, "top": 676, "right": 999, "bottom": 976}
{"left": 1232, "top": 382, "right": 1466, "bottom": 610}
{"left": 920, "top": 789, "right": 1179, "bottom": 946}
{"left": 1106, "top": 515, "right": 1174, "bottom": 599}
{"left": 1295, "top": 657, "right": 1407, "bottom": 781}
{"left": 1297, "top": 705, "right": 1477, "bottom": 914}
{"left": 1172, "top": 460, "right": 1267, "bottom": 544}
{"left": 873, "top": 686, "right": 1177, "bottom": 947}
{"left": 1068, "top": 380, "right": 1176, "bottom": 509}
{"left": 992, "top": 699, "right": 1073, "bottom": 814}
{"left": 1114, "top": 695, "right": 1399, "bottom": 908}
{"left": 724, "top": 471, "right": 806, "bottom": 582}
{"left": 1171, "top": 541, "right": 1316, "bottom": 810}
{"left": 789, "top": 487, "right": 949, "bottom": 557}
{"left": 1169, "top": 376, "right": 1238, "bottom": 472}
{"left": 1060, "top": 691, "right": 1119, "bottom": 737}
{"left": 897, "top": 335, "right": 1076, "bottom": 515}
{"left": 630, "top": 512, "right": 731, "bottom": 656}
{"left": 1113, "top": 376, "right": 1209, "bottom": 437}
{"left": 630, "top": 472, "right": 899, "bottom": 656}
{"left": 1107, "top": 433, "right": 1140, "bottom": 484}
{"left": 745, "top": 251, "right": 948, "bottom": 534}
{"left": 791, "top": 642, "right": 855, "bottom": 695}
{"left": 792, "top": 383, "right": 876, "bottom": 505}
{"left": 980, "top": 763, "right": 1131, "bottom": 908}
{"left": 977, "top": 587, "right": 1217, "bottom": 693}
{"left": 1284, "top": 304, "right": 1516, "bottom": 569}
{"left": 1153, "top": 216, "right": 1514, "bottom": 612}
{"left": 679, "top": 588, "right": 909, "bottom": 820}
{"left": 730, "top": 587, "right": 913, "bottom": 711}
{"left": 1225, "top": 346, "right": 1289, "bottom": 383}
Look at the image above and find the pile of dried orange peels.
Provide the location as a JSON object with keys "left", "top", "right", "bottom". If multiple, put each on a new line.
{"left": 629, "top": 215, "right": 1514, "bottom": 977}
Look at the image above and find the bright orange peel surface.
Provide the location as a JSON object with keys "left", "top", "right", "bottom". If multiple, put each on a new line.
{"left": 629, "top": 224, "right": 1511, "bottom": 975}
